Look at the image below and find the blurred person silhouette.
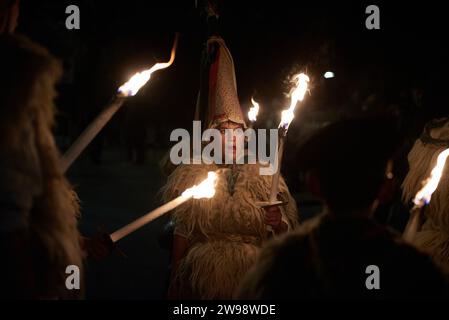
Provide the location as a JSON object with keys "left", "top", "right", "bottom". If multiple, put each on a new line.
{"left": 239, "top": 116, "right": 448, "bottom": 299}
{"left": 0, "top": 0, "right": 19, "bottom": 34}
{"left": 0, "top": 34, "right": 84, "bottom": 299}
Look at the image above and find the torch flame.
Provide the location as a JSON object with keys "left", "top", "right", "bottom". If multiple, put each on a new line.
{"left": 182, "top": 171, "right": 218, "bottom": 199}
{"left": 413, "top": 147, "right": 449, "bottom": 207}
{"left": 279, "top": 73, "right": 310, "bottom": 130}
{"left": 118, "top": 35, "right": 178, "bottom": 97}
{"left": 248, "top": 97, "right": 260, "bottom": 122}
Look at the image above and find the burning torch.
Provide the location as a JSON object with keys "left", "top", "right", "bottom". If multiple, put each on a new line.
{"left": 403, "top": 147, "right": 449, "bottom": 242}
{"left": 110, "top": 171, "right": 218, "bottom": 242}
{"left": 60, "top": 34, "right": 179, "bottom": 173}
{"left": 247, "top": 97, "right": 260, "bottom": 129}
{"left": 254, "top": 73, "right": 309, "bottom": 235}
{"left": 269, "top": 73, "right": 310, "bottom": 204}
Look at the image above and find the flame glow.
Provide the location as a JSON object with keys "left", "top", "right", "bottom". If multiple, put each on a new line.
{"left": 182, "top": 171, "right": 218, "bottom": 199}
{"left": 413, "top": 148, "right": 449, "bottom": 207}
{"left": 248, "top": 98, "right": 260, "bottom": 122}
{"left": 118, "top": 35, "right": 178, "bottom": 97}
{"left": 279, "top": 73, "right": 310, "bottom": 130}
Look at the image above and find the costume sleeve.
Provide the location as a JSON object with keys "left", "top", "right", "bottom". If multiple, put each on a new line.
{"left": 278, "top": 176, "right": 300, "bottom": 229}
{"left": 0, "top": 134, "right": 42, "bottom": 236}
{"left": 281, "top": 212, "right": 292, "bottom": 231}
{"left": 162, "top": 164, "right": 213, "bottom": 240}
{"left": 173, "top": 223, "right": 190, "bottom": 239}
{"left": 0, "top": 167, "right": 35, "bottom": 235}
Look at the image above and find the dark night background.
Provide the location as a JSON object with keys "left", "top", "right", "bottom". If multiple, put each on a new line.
{"left": 14, "top": 0, "right": 449, "bottom": 298}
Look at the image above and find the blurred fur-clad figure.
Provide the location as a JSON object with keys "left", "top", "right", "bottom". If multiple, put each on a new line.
{"left": 0, "top": 0, "right": 19, "bottom": 34}
{"left": 239, "top": 117, "right": 448, "bottom": 299}
{"left": 163, "top": 37, "right": 299, "bottom": 299}
{"left": 402, "top": 118, "right": 449, "bottom": 275}
{"left": 0, "top": 34, "right": 84, "bottom": 299}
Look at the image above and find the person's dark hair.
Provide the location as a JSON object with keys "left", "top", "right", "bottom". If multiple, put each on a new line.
{"left": 297, "top": 116, "right": 400, "bottom": 215}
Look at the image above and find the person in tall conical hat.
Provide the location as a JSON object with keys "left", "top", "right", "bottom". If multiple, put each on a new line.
{"left": 160, "top": 35, "right": 247, "bottom": 176}
{"left": 402, "top": 117, "right": 449, "bottom": 275}
{"left": 195, "top": 36, "right": 247, "bottom": 130}
{"left": 162, "top": 35, "right": 299, "bottom": 299}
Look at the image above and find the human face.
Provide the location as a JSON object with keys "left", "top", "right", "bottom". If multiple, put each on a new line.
{"left": 218, "top": 121, "right": 243, "bottom": 161}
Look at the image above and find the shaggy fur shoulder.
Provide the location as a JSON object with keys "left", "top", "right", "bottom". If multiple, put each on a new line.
{"left": 162, "top": 162, "right": 299, "bottom": 239}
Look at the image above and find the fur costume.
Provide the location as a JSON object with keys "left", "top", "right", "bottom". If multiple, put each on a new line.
{"left": 163, "top": 34, "right": 299, "bottom": 299}
{"left": 402, "top": 118, "right": 449, "bottom": 275}
{"left": 0, "top": 0, "right": 18, "bottom": 34}
{"left": 0, "top": 34, "right": 83, "bottom": 299}
{"left": 163, "top": 163, "right": 299, "bottom": 299}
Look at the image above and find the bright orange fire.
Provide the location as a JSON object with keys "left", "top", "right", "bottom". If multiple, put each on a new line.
{"left": 414, "top": 147, "right": 449, "bottom": 207}
{"left": 182, "top": 171, "right": 218, "bottom": 199}
{"left": 248, "top": 97, "right": 260, "bottom": 122}
{"left": 279, "top": 73, "right": 310, "bottom": 130}
{"left": 118, "top": 35, "right": 178, "bottom": 97}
